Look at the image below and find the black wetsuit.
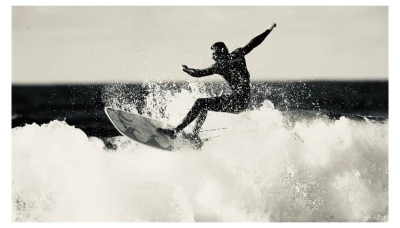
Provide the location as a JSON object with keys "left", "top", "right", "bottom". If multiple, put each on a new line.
{"left": 158, "top": 24, "right": 276, "bottom": 137}
{"left": 174, "top": 48, "right": 253, "bottom": 133}
{"left": 192, "top": 48, "right": 251, "bottom": 108}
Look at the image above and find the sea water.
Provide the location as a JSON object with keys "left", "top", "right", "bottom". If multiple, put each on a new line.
{"left": 12, "top": 81, "right": 388, "bottom": 222}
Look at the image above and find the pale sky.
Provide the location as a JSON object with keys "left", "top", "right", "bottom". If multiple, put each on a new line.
{"left": 12, "top": 6, "right": 388, "bottom": 84}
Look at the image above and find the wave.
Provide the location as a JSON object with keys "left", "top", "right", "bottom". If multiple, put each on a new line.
{"left": 12, "top": 99, "right": 388, "bottom": 221}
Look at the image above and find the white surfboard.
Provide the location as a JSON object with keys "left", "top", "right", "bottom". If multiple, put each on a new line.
{"left": 104, "top": 107, "right": 203, "bottom": 151}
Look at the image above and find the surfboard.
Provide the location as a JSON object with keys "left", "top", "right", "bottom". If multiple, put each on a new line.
{"left": 104, "top": 107, "right": 203, "bottom": 151}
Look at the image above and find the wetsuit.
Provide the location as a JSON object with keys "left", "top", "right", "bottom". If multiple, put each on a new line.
{"left": 158, "top": 23, "right": 276, "bottom": 137}
{"left": 175, "top": 48, "right": 251, "bottom": 134}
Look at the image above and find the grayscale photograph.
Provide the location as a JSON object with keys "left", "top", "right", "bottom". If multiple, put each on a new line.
{"left": 12, "top": 6, "right": 388, "bottom": 222}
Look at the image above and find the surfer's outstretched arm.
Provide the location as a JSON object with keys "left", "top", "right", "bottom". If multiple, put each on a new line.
{"left": 182, "top": 64, "right": 216, "bottom": 78}
{"left": 242, "top": 23, "right": 276, "bottom": 55}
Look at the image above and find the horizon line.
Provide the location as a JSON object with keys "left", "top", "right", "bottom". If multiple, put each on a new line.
{"left": 12, "top": 78, "right": 389, "bottom": 86}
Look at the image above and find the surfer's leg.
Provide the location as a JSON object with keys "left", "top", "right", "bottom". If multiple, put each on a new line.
{"left": 175, "top": 98, "right": 208, "bottom": 132}
{"left": 157, "top": 99, "right": 207, "bottom": 138}
{"left": 157, "top": 94, "right": 245, "bottom": 138}
{"left": 175, "top": 93, "right": 245, "bottom": 134}
{"left": 176, "top": 95, "right": 233, "bottom": 133}
{"left": 192, "top": 110, "right": 207, "bottom": 135}
{"left": 204, "top": 95, "right": 236, "bottom": 112}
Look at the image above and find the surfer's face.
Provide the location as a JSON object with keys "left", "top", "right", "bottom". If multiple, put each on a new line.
{"left": 211, "top": 49, "right": 219, "bottom": 61}
{"left": 211, "top": 49, "right": 228, "bottom": 62}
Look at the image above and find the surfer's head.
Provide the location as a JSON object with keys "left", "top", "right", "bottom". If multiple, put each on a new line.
{"left": 211, "top": 42, "right": 229, "bottom": 62}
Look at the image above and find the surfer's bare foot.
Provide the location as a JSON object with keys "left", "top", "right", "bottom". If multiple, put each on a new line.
{"left": 157, "top": 128, "right": 177, "bottom": 139}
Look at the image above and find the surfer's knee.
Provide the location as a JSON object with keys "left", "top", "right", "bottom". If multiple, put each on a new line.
{"left": 194, "top": 98, "right": 207, "bottom": 108}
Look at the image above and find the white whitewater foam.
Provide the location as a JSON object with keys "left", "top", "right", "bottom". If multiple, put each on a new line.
{"left": 12, "top": 82, "right": 388, "bottom": 222}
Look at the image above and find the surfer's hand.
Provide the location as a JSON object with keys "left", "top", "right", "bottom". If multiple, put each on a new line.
{"left": 270, "top": 22, "right": 277, "bottom": 29}
{"left": 181, "top": 65, "right": 188, "bottom": 71}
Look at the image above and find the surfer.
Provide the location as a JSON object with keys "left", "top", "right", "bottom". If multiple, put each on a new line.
{"left": 158, "top": 23, "right": 277, "bottom": 139}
